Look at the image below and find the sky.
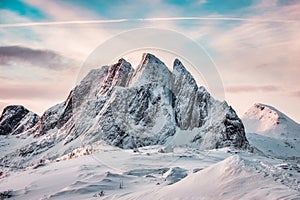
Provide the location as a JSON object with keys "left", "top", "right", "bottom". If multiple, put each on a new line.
{"left": 0, "top": 0, "right": 299, "bottom": 122}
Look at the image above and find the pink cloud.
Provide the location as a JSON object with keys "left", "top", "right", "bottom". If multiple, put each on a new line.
{"left": 290, "top": 90, "right": 300, "bottom": 98}
{"left": 0, "top": 83, "right": 71, "bottom": 100}
{"left": 225, "top": 85, "right": 280, "bottom": 93}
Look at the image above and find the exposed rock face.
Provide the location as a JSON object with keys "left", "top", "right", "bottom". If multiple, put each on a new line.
{"left": 84, "top": 83, "right": 176, "bottom": 148}
{"left": 172, "top": 58, "right": 199, "bottom": 129}
{"left": 98, "top": 58, "right": 133, "bottom": 95}
{"left": 30, "top": 103, "right": 66, "bottom": 137}
{"left": 0, "top": 105, "right": 39, "bottom": 135}
{"left": 171, "top": 58, "right": 248, "bottom": 149}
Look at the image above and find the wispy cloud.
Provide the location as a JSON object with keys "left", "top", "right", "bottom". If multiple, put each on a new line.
{"left": 0, "top": 83, "right": 67, "bottom": 100}
{"left": 0, "top": 46, "right": 77, "bottom": 70}
{"left": 0, "top": 17, "right": 298, "bottom": 28}
{"left": 225, "top": 85, "right": 280, "bottom": 93}
{"left": 290, "top": 90, "right": 300, "bottom": 98}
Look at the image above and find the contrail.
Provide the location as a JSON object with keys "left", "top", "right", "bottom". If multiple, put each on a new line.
{"left": 0, "top": 17, "right": 297, "bottom": 28}
{"left": 0, "top": 19, "right": 129, "bottom": 28}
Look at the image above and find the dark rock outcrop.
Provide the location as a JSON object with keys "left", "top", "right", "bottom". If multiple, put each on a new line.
{"left": 0, "top": 105, "right": 39, "bottom": 135}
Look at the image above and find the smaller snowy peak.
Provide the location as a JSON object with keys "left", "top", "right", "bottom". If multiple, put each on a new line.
{"left": 244, "top": 103, "right": 280, "bottom": 125}
{"left": 129, "top": 53, "right": 172, "bottom": 88}
{"left": 30, "top": 103, "right": 65, "bottom": 137}
{"left": 243, "top": 103, "right": 300, "bottom": 158}
{"left": 242, "top": 103, "right": 300, "bottom": 139}
{"left": 0, "top": 105, "right": 39, "bottom": 135}
{"left": 11, "top": 111, "right": 40, "bottom": 135}
{"left": 172, "top": 58, "right": 198, "bottom": 93}
{"left": 173, "top": 59, "right": 197, "bottom": 85}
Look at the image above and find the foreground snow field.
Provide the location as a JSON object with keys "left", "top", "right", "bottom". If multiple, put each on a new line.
{"left": 0, "top": 139, "right": 299, "bottom": 199}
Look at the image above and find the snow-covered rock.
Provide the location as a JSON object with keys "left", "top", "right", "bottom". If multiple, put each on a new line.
{"left": 172, "top": 58, "right": 198, "bottom": 130}
{"left": 78, "top": 53, "right": 249, "bottom": 150}
{"left": 0, "top": 105, "right": 39, "bottom": 135}
{"left": 171, "top": 58, "right": 248, "bottom": 149}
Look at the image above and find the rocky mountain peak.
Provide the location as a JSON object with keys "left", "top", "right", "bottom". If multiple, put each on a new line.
{"left": 173, "top": 58, "right": 193, "bottom": 80}
{"left": 0, "top": 105, "right": 39, "bottom": 135}
{"left": 98, "top": 58, "right": 133, "bottom": 95}
{"left": 140, "top": 53, "right": 165, "bottom": 65}
{"left": 129, "top": 53, "right": 172, "bottom": 88}
{"left": 172, "top": 58, "right": 198, "bottom": 94}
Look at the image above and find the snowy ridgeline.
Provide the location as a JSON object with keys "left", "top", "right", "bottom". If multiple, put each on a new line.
{"left": 0, "top": 53, "right": 300, "bottom": 199}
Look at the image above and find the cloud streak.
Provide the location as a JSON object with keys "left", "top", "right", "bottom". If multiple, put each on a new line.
{"left": 225, "top": 85, "right": 280, "bottom": 93}
{"left": 0, "top": 84, "right": 65, "bottom": 100}
{"left": 0, "top": 46, "right": 77, "bottom": 70}
{"left": 0, "top": 17, "right": 297, "bottom": 28}
{"left": 290, "top": 90, "right": 300, "bottom": 98}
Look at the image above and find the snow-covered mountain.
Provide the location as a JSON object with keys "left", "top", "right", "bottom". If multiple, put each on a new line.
{"left": 242, "top": 103, "right": 300, "bottom": 158}
{"left": 0, "top": 53, "right": 250, "bottom": 169}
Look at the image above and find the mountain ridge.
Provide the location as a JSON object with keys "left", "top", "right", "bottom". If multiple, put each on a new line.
{"left": 0, "top": 53, "right": 250, "bottom": 168}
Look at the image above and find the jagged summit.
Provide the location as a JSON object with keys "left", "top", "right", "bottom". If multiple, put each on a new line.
{"left": 129, "top": 53, "right": 172, "bottom": 88}
{"left": 98, "top": 58, "right": 133, "bottom": 95}
{"left": 140, "top": 53, "right": 166, "bottom": 65}
{"left": 172, "top": 58, "right": 198, "bottom": 93}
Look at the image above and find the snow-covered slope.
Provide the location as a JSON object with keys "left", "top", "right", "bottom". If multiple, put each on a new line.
{"left": 242, "top": 103, "right": 300, "bottom": 158}
{"left": 129, "top": 53, "right": 172, "bottom": 88}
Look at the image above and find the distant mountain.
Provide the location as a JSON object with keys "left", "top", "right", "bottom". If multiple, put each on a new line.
{"left": 242, "top": 103, "right": 300, "bottom": 158}
{"left": 0, "top": 53, "right": 250, "bottom": 168}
